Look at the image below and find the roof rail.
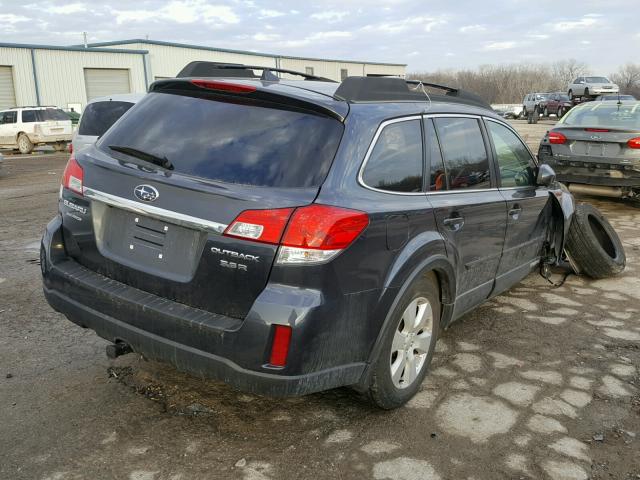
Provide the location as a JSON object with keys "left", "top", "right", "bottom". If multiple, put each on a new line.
{"left": 333, "top": 77, "right": 491, "bottom": 110}
{"left": 9, "top": 105, "right": 58, "bottom": 109}
{"left": 176, "top": 61, "right": 336, "bottom": 83}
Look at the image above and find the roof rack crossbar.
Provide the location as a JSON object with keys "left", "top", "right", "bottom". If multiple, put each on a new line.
{"left": 333, "top": 77, "right": 491, "bottom": 110}
{"left": 176, "top": 61, "right": 336, "bottom": 83}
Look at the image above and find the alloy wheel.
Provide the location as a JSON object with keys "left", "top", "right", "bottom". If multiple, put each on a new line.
{"left": 389, "top": 297, "right": 433, "bottom": 389}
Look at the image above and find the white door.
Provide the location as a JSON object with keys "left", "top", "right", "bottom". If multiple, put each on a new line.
{"left": 0, "top": 66, "right": 17, "bottom": 111}
{"left": 84, "top": 68, "right": 131, "bottom": 101}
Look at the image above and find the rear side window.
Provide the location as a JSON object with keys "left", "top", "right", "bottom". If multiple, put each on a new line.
{"left": 0, "top": 111, "right": 17, "bottom": 124}
{"left": 21, "top": 110, "right": 38, "bottom": 122}
{"left": 434, "top": 117, "right": 491, "bottom": 190}
{"left": 362, "top": 119, "right": 423, "bottom": 193}
{"left": 79, "top": 101, "right": 134, "bottom": 136}
{"left": 98, "top": 92, "right": 343, "bottom": 188}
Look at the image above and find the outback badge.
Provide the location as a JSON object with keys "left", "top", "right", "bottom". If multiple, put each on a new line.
{"left": 134, "top": 184, "right": 159, "bottom": 202}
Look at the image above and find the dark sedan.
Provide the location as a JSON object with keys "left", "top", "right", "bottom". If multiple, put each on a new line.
{"left": 538, "top": 101, "right": 640, "bottom": 200}
{"left": 541, "top": 93, "right": 573, "bottom": 118}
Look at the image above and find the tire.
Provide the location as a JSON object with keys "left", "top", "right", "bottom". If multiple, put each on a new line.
{"left": 532, "top": 106, "right": 539, "bottom": 124}
{"left": 565, "top": 203, "right": 625, "bottom": 279}
{"left": 557, "top": 106, "right": 564, "bottom": 118}
{"left": 368, "top": 272, "right": 440, "bottom": 409}
{"left": 17, "top": 133, "right": 33, "bottom": 154}
{"left": 543, "top": 107, "right": 549, "bottom": 117}
{"left": 584, "top": 88, "right": 589, "bottom": 98}
{"left": 568, "top": 90, "right": 573, "bottom": 100}
{"left": 521, "top": 107, "right": 527, "bottom": 119}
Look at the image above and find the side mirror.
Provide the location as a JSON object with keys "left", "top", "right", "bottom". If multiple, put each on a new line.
{"left": 537, "top": 164, "right": 556, "bottom": 187}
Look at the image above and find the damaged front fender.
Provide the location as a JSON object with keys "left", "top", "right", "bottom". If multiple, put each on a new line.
{"left": 549, "top": 182, "right": 576, "bottom": 262}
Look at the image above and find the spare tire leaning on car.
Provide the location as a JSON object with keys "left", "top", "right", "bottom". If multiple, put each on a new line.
{"left": 565, "top": 203, "right": 625, "bottom": 279}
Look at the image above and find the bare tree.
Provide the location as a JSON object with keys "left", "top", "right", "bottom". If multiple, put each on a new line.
{"left": 550, "top": 59, "right": 589, "bottom": 91}
{"left": 610, "top": 63, "right": 640, "bottom": 98}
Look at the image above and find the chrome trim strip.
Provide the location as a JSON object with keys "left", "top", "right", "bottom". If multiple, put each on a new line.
{"left": 357, "top": 116, "right": 425, "bottom": 196}
{"left": 83, "top": 187, "right": 228, "bottom": 234}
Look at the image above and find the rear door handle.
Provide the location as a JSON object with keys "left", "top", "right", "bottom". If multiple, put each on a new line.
{"left": 443, "top": 215, "right": 464, "bottom": 231}
{"left": 509, "top": 204, "right": 522, "bottom": 220}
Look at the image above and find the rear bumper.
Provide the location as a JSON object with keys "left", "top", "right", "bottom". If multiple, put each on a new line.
{"left": 541, "top": 156, "right": 640, "bottom": 188}
{"left": 31, "top": 134, "right": 72, "bottom": 144}
{"left": 41, "top": 216, "right": 368, "bottom": 396}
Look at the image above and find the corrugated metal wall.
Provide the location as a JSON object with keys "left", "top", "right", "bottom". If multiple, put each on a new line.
{"left": 109, "top": 42, "right": 405, "bottom": 82}
{"left": 34, "top": 49, "right": 146, "bottom": 110}
{"left": 110, "top": 43, "right": 277, "bottom": 79}
{"left": 0, "top": 47, "right": 38, "bottom": 106}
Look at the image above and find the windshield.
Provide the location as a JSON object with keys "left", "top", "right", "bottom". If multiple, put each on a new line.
{"left": 585, "top": 77, "right": 610, "bottom": 83}
{"left": 560, "top": 102, "right": 640, "bottom": 129}
{"left": 78, "top": 101, "right": 135, "bottom": 136}
{"left": 97, "top": 92, "right": 344, "bottom": 188}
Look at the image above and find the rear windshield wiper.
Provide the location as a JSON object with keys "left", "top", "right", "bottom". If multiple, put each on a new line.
{"left": 108, "top": 145, "right": 174, "bottom": 170}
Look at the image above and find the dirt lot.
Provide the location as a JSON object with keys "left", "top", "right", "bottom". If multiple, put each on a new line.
{"left": 1, "top": 121, "right": 639, "bottom": 480}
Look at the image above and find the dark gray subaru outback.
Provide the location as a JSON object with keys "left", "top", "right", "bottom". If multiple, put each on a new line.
{"left": 42, "top": 69, "right": 600, "bottom": 408}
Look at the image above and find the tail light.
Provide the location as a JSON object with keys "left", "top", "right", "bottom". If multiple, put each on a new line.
{"left": 62, "top": 155, "right": 83, "bottom": 195}
{"left": 627, "top": 137, "right": 640, "bottom": 149}
{"left": 223, "top": 204, "right": 369, "bottom": 265}
{"left": 269, "top": 324, "right": 292, "bottom": 367}
{"left": 191, "top": 79, "right": 257, "bottom": 94}
{"left": 548, "top": 131, "right": 567, "bottom": 144}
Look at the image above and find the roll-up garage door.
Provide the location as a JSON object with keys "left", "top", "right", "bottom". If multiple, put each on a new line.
{"left": 0, "top": 66, "right": 17, "bottom": 110}
{"left": 84, "top": 68, "right": 131, "bottom": 100}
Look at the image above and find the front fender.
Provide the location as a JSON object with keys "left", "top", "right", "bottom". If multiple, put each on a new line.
{"left": 549, "top": 183, "right": 576, "bottom": 260}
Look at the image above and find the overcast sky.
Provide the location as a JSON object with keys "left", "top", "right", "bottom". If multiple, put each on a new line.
{"left": 1, "top": 0, "right": 637, "bottom": 73}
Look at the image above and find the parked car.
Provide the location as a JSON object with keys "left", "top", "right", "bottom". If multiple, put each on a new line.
{"left": 594, "top": 94, "right": 636, "bottom": 102}
{"left": 540, "top": 92, "right": 573, "bottom": 118}
{"left": 568, "top": 76, "right": 619, "bottom": 100}
{"left": 0, "top": 106, "right": 72, "bottom": 154}
{"left": 491, "top": 104, "right": 523, "bottom": 119}
{"left": 538, "top": 100, "right": 640, "bottom": 201}
{"left": 72, "top": 94, "right": 145, "bottom": 153}
{"left": 522, "top": 93, "right": 549, "bottom": 119}
{"left": 41, "top": 73, "right": 622, "bottom": 409}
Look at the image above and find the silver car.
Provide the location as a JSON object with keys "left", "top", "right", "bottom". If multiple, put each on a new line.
{"left": 567, "top": 76, "right": 619, "bottom": 100}
{"left": 72, "top": 93, "right": 145, "bottom": 153}
{"left": 538, "top": 101, "right": 640, "bottom": 200}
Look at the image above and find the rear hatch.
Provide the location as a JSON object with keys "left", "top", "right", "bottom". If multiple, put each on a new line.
{"left": 60, "top": 81, "right": 345, "bottom": 318}
{"left": 28, "top": 108, "right": 73, "bottom": 136}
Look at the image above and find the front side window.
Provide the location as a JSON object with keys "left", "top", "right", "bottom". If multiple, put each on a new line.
{"left": 434, "top": 117, "right": 491, "bottom": 190}
{"left": 487, "top": 121, "right": 535, "bottom": 187}
{"left": 362, "top": 119, "right": 423, "bottom": 193}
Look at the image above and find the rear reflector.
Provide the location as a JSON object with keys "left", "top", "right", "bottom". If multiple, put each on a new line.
{"left": 627, "top": 137, "right": 640, "bottom": 149}
{"left": 191, "top": 79, "right": 257, "bottom": 94}
{"left": 548, "top": 131, "right": 567, "bottom": 144}
{"left": 62, "top": 155, "right": 83, "bottom": 195}
{"left": 269, "top": 325, "right": 292, "bottom": 367}
{"left": 224, "top": 208, "right": 294, "bottom": 244}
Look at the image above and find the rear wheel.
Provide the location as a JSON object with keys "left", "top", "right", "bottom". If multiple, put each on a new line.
{"left": 521, "top": 107, "right": 527, "bottom": 119}
{"left": 17, "top": 133, "right": 33, "bottom": 154}
{"left": 368, "top": 273, "right": 440, "bottom": 409}
{"left": 565, "top": 203, "right": 625, "bottom": 279}
{"left": 532, "top": 106, "right": 539, "bottom": 124}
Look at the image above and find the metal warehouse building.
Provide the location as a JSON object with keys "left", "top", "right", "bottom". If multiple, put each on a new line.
{"left": 0, "top": 39, "right": 406, "bottom": 112}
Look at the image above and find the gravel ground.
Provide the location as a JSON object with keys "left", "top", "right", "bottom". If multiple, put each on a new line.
{"left": 1, "top": 123, "right": 639, "bottom": 480}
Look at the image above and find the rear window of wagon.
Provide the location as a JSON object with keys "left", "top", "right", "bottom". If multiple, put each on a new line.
{"left": 97, "top": 92, "right": 344, "bottom": 188}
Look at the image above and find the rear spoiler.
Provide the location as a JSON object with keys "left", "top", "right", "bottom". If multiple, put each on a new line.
{"left": 148, "top": 78, "right": 348, "bottom": 122}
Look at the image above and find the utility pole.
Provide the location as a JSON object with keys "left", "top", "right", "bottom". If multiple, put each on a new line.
{"left": 83, "top": 32, "right": 88, "bottom": 48}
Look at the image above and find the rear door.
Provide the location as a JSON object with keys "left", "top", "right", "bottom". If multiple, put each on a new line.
{"left": 485, "top": 119, "right": 550, "bottom": 293}
{"left": 426, "top": 115, "right": 507, "bottom": 317}
{"left": 61, "top": 90, "right": 344, "bottom": 319}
